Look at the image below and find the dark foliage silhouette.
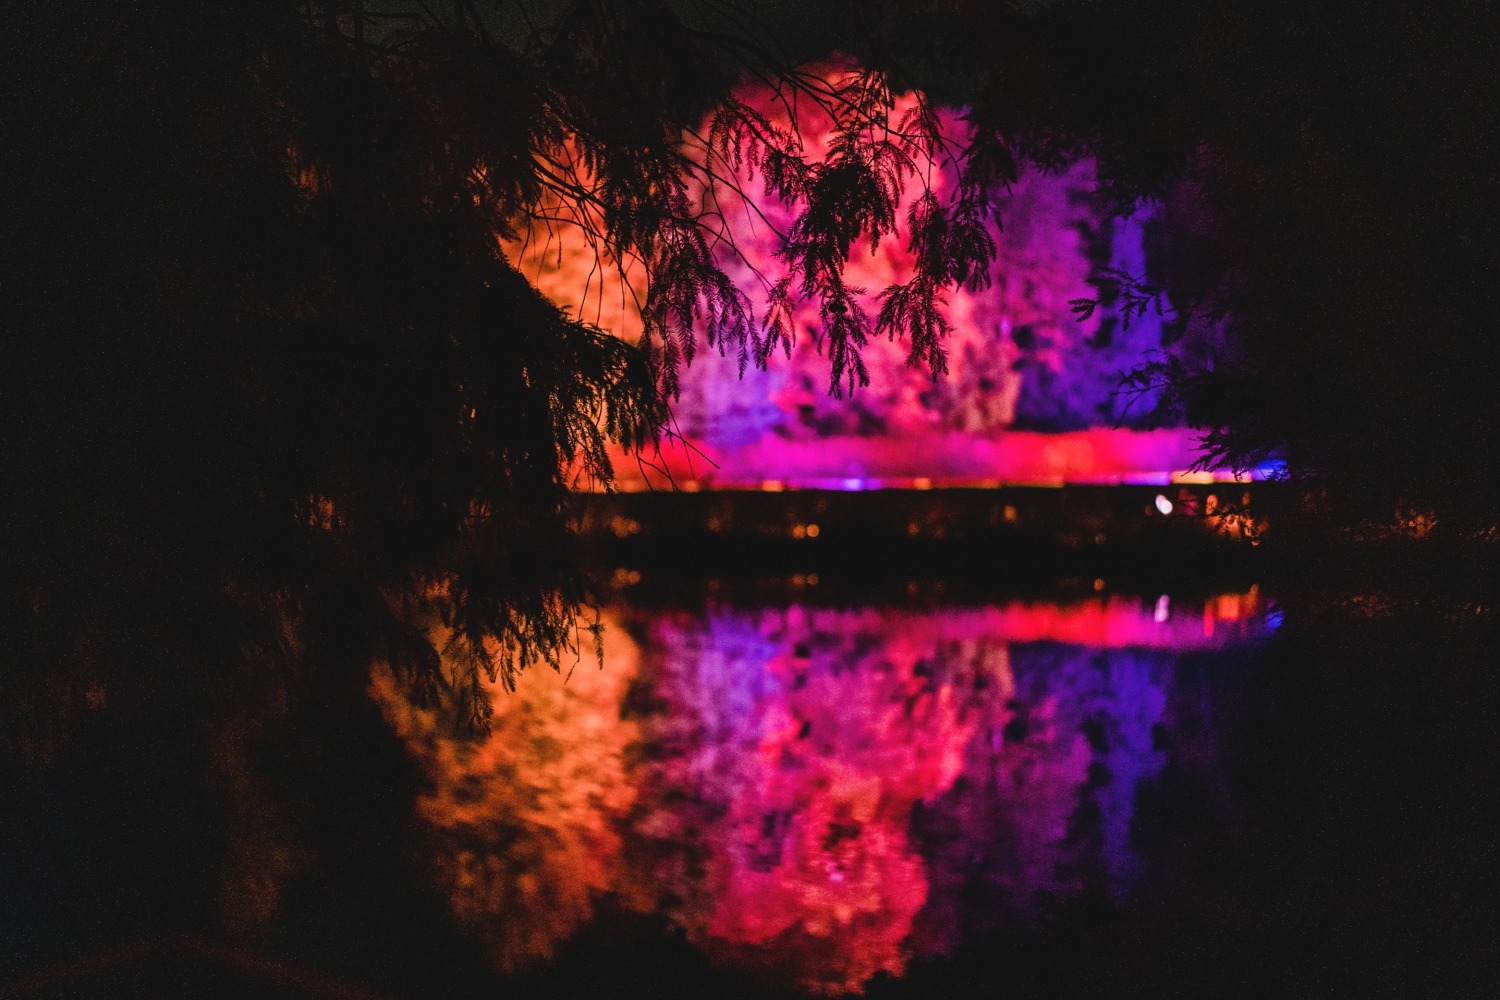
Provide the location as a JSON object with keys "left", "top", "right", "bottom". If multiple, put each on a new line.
{"left": 6, "top": 0, "right": 1494, "bottom": 770}
{"left": 851, "top": 0, "right": 1500, "bottom": 534}
{"left": 2, "top": 1, "right": 979, "bottom": 738}
{"left": 4, "top": 4, "right": 1498, "bottom": 996}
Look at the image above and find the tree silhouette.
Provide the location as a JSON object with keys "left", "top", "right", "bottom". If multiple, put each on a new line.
{"left": 851, "top": 0, "right": 1500, "bottom": 532}
{"left": 1, "top": 1, "right": 985, "bottom": 737}
{"left": 8, "top": 0, "right": 1493, "bottom": 749}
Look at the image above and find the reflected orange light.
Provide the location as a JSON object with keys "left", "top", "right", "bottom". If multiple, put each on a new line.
{"left": 370, "top": 620, "right": 643, "bottom": 972}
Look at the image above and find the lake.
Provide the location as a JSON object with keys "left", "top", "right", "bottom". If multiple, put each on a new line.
{"left": 370, "top": 589, "right": 1271, "bottom": 995}
{"left": 2, "top": 489, "right": 1492, "bottom": 999}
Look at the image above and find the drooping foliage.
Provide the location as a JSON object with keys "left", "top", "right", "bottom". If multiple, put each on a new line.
{"left": 0, "top": 1, "right": 994, "bottom": 737}
{"left": 9, "top": 0, "right": 1491, "bottom": 747}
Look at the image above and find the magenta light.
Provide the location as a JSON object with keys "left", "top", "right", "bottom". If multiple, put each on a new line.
{"left": 594, "top": 428, "right": 1242, "bottom": 491}
{"left": 523, "top": 63, "right": 1238, "bottom": 493}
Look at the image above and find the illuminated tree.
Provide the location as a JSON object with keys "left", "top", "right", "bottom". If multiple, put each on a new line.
{"left": 655, "top": 70, "right": 1183, "bottom": 444}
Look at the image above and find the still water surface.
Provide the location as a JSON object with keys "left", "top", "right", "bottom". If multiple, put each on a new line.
{"left": 372, "top": 592, "right": 1272, "bottom": 995}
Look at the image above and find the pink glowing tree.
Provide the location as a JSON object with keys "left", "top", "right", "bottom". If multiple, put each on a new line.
{"left": 672, "top": 66, "right": 1182, "bottom": 444}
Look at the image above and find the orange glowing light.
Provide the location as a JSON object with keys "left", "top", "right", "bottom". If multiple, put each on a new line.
{"left": 370, "top": 619, "right": 643, "bottom": 972}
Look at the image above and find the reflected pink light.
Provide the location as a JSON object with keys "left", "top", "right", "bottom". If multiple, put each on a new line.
{"left": 981, "top": 594, "right": 1267, "bottom": 650}
{"left": 630, "top": 599, "right": 1255, "bottom": 992}
{"left": 634, "top": 608, "right": 985, "bottom": 993}
{"left": 376, "top": 593, "right": 1265, "bottom": 995}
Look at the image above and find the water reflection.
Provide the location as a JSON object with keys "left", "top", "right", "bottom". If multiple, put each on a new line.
{"left": 373, "top": 593, "right": 1269, "bottom": 994}
{"left": 372, "top": 636, "right": 643, "bottom": 972}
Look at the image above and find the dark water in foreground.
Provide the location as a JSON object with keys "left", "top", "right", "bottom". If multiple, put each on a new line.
{"left": 3, "top": 549, "right": 1496, "bottom": 998}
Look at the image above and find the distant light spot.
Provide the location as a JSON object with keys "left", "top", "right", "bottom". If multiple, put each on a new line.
{"left": 1154, "top": 595, "right": 1170, "bottom": 623}
{"left": 805, "top": 523, "right": 820, "bottom": 538}
{"left": 1154, "top": 494, "right": 1174, "bottom": 515}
